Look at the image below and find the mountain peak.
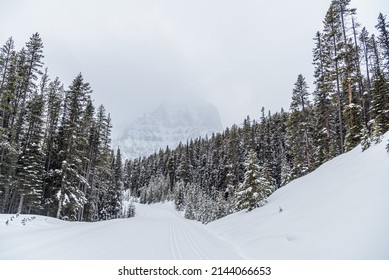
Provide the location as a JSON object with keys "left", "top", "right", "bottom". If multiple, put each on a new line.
{"left": 114, "top": 100, "right": 223, "bottom": 160}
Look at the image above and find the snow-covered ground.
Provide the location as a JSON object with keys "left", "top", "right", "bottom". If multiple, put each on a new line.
{"left": 0, "top": 202, "right": 241, "bottom": 260}
{"left": 1, "top": 135, "right": 388, "bottom": 259}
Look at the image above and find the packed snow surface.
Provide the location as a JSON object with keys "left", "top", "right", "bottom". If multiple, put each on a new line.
{"left": 0, "top": 202, "right": 241, "bottom": 260}
{"left": 1, "top": 135, "right": 388, "bottom": 259}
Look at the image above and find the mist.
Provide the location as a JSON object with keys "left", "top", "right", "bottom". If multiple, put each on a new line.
{"left": 1, "top": 0, "right": 387, "bottom": 136}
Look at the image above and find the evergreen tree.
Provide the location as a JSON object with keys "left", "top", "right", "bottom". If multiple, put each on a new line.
{"left": 235, "top": 149, "right": 273, "bottom": 211}
{"left": 16, "top": 91, "right": 45, "bottom": 213}
{"left": 323, "top": 3, "right": 345, "bottom": 153}
{"left": 286, "top": 74, "right": 312, "bottom": 178}
{"left": 376, "top": 13, "right": 389, "bottom": 73}
{"left": 114, "top": 148, "right": 123, "bottom": 183}
{"left": 56, "top": 73, "right": 91, "bottom": 220}
{"left": 14, "top": 33, "right": 44, "bottom": 144}
{"left": 312, "top": 31, "right": 338, "bottom": 165}
{"left": 176, "top": 144, "right": 191, "bottom": 186}
{"left": 0, "top": 37, "right": 15, "bottom": 93}
{"left": 280, "top": 152, "right": 292, "bottom": 187}
{"left": 369, "top": 35, "right": 389, "bottom": 139}
{"left": 174, "top": 180, "right": 185, "bottom": 211}
{"left": 0, "top": 38, "right": 18, "bottom": 212}
{"left": 359, "top": 27, "right": 373, "bottom": 123}
{"left": 41, "top": 77, "right": 63, "bottom": 216}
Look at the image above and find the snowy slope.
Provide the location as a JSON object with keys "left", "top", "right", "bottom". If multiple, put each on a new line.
{"left": 114, "top": 99, "right": 222, "bottom": 160}
{"left": 0, "top": 135, "right": 388, "bottom": 259}
{"left": 208, "top": 134, "right": 389, "bottom": 259}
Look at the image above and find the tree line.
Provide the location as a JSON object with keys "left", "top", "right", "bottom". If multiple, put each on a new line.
{"left": 123, "top": 0, "right": 389, "bottom": 223}
{"left": 0, "top": 33, "right": 123, "bottom": 221}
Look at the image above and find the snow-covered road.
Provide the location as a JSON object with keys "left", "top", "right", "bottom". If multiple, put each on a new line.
{"left": 0, "top": 202, "right": 242, "bottom": 260}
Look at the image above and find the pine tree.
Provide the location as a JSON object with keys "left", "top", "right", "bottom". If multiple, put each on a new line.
{"left": 41, "top": 77, "right": 64, "bottom": 216}
{"left": 184, "top": 183, "right": 197, "bottom": 220}
{"left": 286, "top": 74, "right": 312, "bottom": 178}
{"left": 376, "top": 13, "right": 389, "bottom": 73}
{"left": 0, "top": 37, "right": 15, "bottom": 93}
{"left": 360, "top": 124, "right": 371, "bottom": 151}
{"left": 16, "top": 91, "right": 45, "bottom": 213}
{"left": 0, "top": 38, "right": 19, "bottom": 212}
{"left": 323, "top": 3, "right": 346, "bottom": 153}
{"left": 359, "top": 27, "right": 373, "bottom": 123}
{"left": 312, "top": 32, "right": 338, "bottom": 165}
{"left": 107, "top": 148, "right": 124, "bottom": 218}
{"left": 103, "top": 151, "right": 122, "bottom": 219}
{"left": 280, "top": 152, "right": 292, "bottom": 187}
{"left": 56, "top": 73, "right": 91, "bottom": 220}
{"left": 114, "top": 148, "right": 123, "bottom": 187}
{"left": 174, "top": 180, "right": 185, "bottom": 211}
{"left": 14, "top": 33, "right": 44, "bottom": 144}
{"left": 369, "top": 35, "right": 389, "bottom": 140}
{"left": 235, "top": 149, "right": 272, "bottom": 211}
{"left": 176, "top": 144, "right": 191, "bottom": 186}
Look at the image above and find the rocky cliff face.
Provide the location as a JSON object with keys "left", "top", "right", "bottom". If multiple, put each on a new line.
{"left": 114, "top": 100, "right": 223, "bottom": 160}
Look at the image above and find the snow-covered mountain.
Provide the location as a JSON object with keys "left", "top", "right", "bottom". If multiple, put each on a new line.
{"left": 114, "top": 99, "right": 223, "bottom": 160}
{"left": 1, "top": 134, "right": 388, "bottom": 260}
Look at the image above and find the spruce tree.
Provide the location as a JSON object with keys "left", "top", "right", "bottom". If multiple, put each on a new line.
{"left": 14, "top": 33, "right": 44, "bottom": 145}
{"left": 312, "top": 31, "right": 338, "bottom": 165}
{"left": 286, "top": 74, "right": 312, "bottom": 178}
{"left": 323, "top": 3, "right": 345, "bottom": 153}
{"left": 0, "top": 37, "right": 15, "bottom": 93}
{"left": 359, "top": 27, "right": 373, "bottom": 123}
{"left": 56, "top": 73, "right": 91, "bottom": 220}
{"left": 0, "top": 38, "right": 18, "bottom": 212}
{"left": 376, "top": 13, "right": 389, "bottom": 73}
{"left": 16, "top": 91, "right": 45, "bottom": 213}
{"left": 369, "top": 36, "right": 389, "bottom": 139}
{"left": 235, "top": 149, "right": 272, "bottom": 211}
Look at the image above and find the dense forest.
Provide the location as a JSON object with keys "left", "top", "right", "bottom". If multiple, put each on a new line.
{"left": 123, "top": 0, "right": 389, "bottom": 223}
{"left": 1, "top": 0, "right": 388, "bottom": 223}
{"left": 0, "top": 33, "right": 123, "bottom": 221}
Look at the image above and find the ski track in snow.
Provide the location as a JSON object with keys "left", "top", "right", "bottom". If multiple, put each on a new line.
{"left": 169, "top": 222, "right": 183, "bottom": 259}
{"left": 171, "top": 214, "right": 208, "bottom": 259}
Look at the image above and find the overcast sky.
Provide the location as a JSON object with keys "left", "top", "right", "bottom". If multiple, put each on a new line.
{"left": 1, "top": 0, "right": 387, "bottom": 136}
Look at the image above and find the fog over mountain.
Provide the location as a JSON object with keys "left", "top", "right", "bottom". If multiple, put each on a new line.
{"left": 114, "top": 99, "right": 223, "bottom": 160}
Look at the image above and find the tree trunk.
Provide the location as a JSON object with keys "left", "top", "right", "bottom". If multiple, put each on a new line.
{"left": 1, "top": 182, "right": 11, "bottom": 213}
{"left": 17, "top": 193, "right": 24, "bottom": 214}
{"left": 304, "top": 129, "right": 311, "bottom": 170}
{"left": 56, "top": 197, "right": 62, "bottom": 219}
{"left": 333, "top": 37, "right": 344, "bottom": 153}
